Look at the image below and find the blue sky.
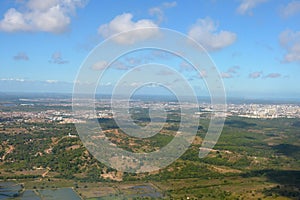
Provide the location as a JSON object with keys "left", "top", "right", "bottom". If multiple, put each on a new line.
{"left": 0, "top": 0, "right": 299, "bottom": 98}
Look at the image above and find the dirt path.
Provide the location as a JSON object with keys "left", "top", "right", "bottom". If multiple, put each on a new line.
{"left": 1, "top": 145, "right": 14, "bottom": 160}
{"left": 42, "top": 167, "right": 51, "bottom": 177}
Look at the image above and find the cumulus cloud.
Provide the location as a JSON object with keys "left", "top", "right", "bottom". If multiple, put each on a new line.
{"left": 0, "top": 0, "right": 87, "bottom": 33}
{"left": 91, "top": 60, "right": 130, "bottom": 71}
{"left": 221, "top": 66, "right": 240, "bottom": 79}
{"left": 91, "top": 61, "right": 108, "bottom": 70}
{"left": 13, "top": 52, "right": 29, "bottom": 61}
{"left": 46, "top": 79, "right": 59, "bottom": 83}
{"left": 188, "top": 17, "right": 237, "bottom": 51}
{"left": 49, "top": 52, "right": 68, "bottom": 64}
{"left": 264, "top": 73, "right": 281, "bottom": 78}
{"left": 162, "top": 1, "right": 177, "bottom": 8}
{"left": 280, "top": 1, "right": 300, "bottom": 18}
{"left": 249, "top": 71, "right": 263, "bottom": 79}
{"left": 236, "top": 0, "right": 268, "bottom": 15}
{"left": 113, "top": 61, "right": 129, "bottom": 70}
{"left": 279, "top": 29, "right": 300, "bottom": 63}
{"left": 221, "top": 72, "right": 233, "bottom": 79}
{"left": 0, "top": 78, "right": 73, "bottom": 92}
{"left": 149, "top": 1, "right": 177, "bottom": 23}
{"left": 98, "top": 13, "right": 159, "bottom": 44}
{"left": 125, "top": 57, "right": 142, "bottom": 66}
{"left": 0, "top": 78, "right": 25, "bottom": 82}
{"left": 227, "top": 66, "right": 240, "bottom": 74}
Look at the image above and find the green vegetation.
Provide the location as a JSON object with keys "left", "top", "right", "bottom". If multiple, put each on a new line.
{"left": 0, "top": 105, "right": 299, "bottom": 199}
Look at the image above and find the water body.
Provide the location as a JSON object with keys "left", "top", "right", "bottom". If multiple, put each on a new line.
{"left": 0, "top": 183, "right": 81, "bottom": 200}
{"left": 0, "top": 182, "right": 22, "bottom": 199}
{"left": 0, "top": 182, "right": 162, "bottom": 200}
{"left": 1, "top": 104, "right": 16, "bottom": 107}
{"left": 21, "top": 190, "right": 41, "bottom": 200}
{"left": 38, "top": 188, "right": 81, "bottom": 200}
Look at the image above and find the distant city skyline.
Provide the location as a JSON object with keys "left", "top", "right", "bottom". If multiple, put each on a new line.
{"left": 0, "top": 0, "right": 300, "bottom": 99}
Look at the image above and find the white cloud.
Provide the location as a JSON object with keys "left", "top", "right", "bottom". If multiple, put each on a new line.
{"left": 0, "top": 0, "right": 87, "bottom": 33}
{"left": 221, "top": 66, "right": 240, "bottom": 79}
{"left": 221, "top": 72, "right": 233, "bottom": 79}
{"left": 149, "top": 7, "right": 164, "bottom": 23}
{"left": 113, "top": 61, "right": 129, "bottom": 70}
{"left": 46, "top": 79, "right": 59, "bottom": 83}
{"left": 0, "top": 78, "right": 25, "bottom": 82}
{"left": 91, "top": 61, "right": 108, "bottom": 70}
{"left": 162, "top": 1, "right": 177, "bottom": 8}
{"left": 279, "top": 29, "right": 300, "bottom": 63}
{"left": 149, "top": 1, "right": 177, "bottom": 23}
{"left": 130, "top": 82, "right": 142, "bottom": 87}
{"left": 280, "top": 1, "right": 300, "bottom": 18}
{"left": 188, "top": 17, "right": 237, "bottom": 51}
{"left": 249, "top": 71, "right": 262, "bottom": 79}
{"left": 27, "top": 0, "right": 60, "bottom": 11}
{"left": 227, "top": 66, "right": 240, "bottom": 73}
{"left": 237, "top": 0, "right": 268, "bottom": 15}
{"left": 13, "top": 52, "right": 29, "bottom": 61}
{"left": 91, "top": 60, "right": 131, "bottom": 71}
{"left": 125, "top": 57, "right": 142, "bottom": 65}
{"left": 98, "top": 13, "right": 159, "bottom": 44}
{"left": 99, "top": 82, "right": 112, "bottom": 86}
{"left": 49, "top": 52, "right": 68, "bottom": 64}
{"left": 0, "top": 8, "right": 30, "bottom": 32}
{"left": 0, "top": 78, "right": 73, "bottom": 92}
{"left": 264, "top": 73, "right": 281, "bottom": 78}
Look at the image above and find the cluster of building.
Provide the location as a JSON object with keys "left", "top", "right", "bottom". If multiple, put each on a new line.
{"left": 226, "top": 103, "right": 300, "bottom": 118}
{"left": 0, "top": 109, "right": 84, "bottom": 124}
{"left": 1, "top": 100, "right": 300, "bottom": 125}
